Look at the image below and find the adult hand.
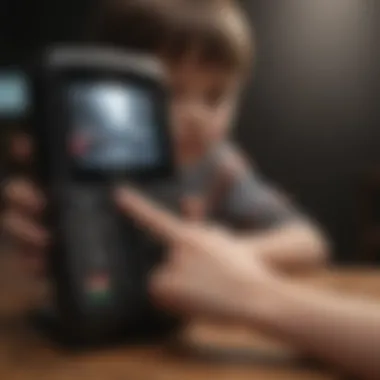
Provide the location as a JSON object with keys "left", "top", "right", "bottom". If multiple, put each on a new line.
{"left": 1, "top": 134, "right": 48, "bottom": 273}
{"left": 115, "top": 186, "right": 274, "bottom": 320}
{"left": 0, "top": 134, "right": 48, "bottom": 315}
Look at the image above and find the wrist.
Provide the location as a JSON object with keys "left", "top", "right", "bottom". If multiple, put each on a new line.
{"left": 231, "top": 270, "right": 287, "bottom": 326}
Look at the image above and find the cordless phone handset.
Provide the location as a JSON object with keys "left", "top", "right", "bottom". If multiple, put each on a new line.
{"left": 31, "top": 46, "right": 176, "bottom": 346}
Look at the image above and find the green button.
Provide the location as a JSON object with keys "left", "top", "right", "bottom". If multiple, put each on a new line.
{"left": 85, "top": 274, "right": 111, "bottom": 303}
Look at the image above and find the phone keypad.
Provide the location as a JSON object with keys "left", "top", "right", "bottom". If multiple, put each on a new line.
{"left": 61, "top": 185, "right": 123, "bottom": 300}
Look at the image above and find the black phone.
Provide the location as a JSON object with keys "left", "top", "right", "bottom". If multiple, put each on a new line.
{"left": 30, "top": 46, "right": 178, "bottom": 347}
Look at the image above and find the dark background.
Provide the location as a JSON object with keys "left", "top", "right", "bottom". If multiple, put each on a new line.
{"left": 0, "top": 0, "right": 379, "bottom": 263}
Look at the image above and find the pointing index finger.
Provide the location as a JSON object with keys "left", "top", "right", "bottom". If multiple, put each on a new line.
{"left": 114, "top": 187, "right": 184, "bottom": 244}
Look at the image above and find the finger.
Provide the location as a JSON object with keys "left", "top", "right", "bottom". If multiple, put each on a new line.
{"left": 3, "top": 179, "right": 45, "bottom": 213}
{"left": 149, "top": 267, "right": 199, "bottom": 316}
{"left": 149, "top": 267, "right": 181, "bottom": 310}
{"left": 11, "top": 243, "right": 46, "bottom": 275}
{"left": 167, "top": 245, "right": 190, "bottom": 268}
{"left": 19, "top": 250, "right": 46, "bottom": 277}
{"left": 203, "top": 223, "right": 230, "bottom": 237}
{"left": 9, "top": 133, "right": 33, "bottom": 164}
{"left": 115, "top": 186, "right": 185, "bottom": 244}
{"left": 2, "top": 211, "right": 49, "bottom": 247}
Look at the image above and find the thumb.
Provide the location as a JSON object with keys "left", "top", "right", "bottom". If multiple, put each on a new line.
{"left": 148, "top": 267, "right": 179, "bottom": 309}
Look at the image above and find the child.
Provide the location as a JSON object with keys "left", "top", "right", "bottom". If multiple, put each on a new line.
{"left": 155, "top": 0, "right": 329, "bottom": 269}
{"left": 2, "top": 0, "right": 328, "bottom": 278}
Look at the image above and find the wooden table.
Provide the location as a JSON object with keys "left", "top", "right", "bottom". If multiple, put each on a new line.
{"left": 0, "top": 266, "right": 379, "bottom": 380}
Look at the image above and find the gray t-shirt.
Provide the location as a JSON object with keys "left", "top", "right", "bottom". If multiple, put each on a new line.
{"left": 156, "top": 143, "right": 303, "bottom": 230}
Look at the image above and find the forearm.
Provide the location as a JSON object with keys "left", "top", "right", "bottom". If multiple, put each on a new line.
{"left": 242, "top": 223, "right": 329, "bottom": 271}
{"left": 236, "top": 275, "right": 380, "bottom": 380}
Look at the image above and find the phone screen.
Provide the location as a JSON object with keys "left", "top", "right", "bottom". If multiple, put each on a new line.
{"left": 66, "top": 81, "right": 163, "bottom": 171}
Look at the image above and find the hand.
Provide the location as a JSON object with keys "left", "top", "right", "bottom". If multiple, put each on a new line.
{"left": 2, "top": 179, "right": 48, "bottom": 271}
{"left": 1, "top": 134, "right": 48, "bottom": 279}
{"left": 0, "top": 133, "right": 49, "bottom": 316}
{"left": 115, "top": 187, "right": 274, "bottom": 321}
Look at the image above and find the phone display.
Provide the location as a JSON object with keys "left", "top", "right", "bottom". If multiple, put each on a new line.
{"left": 67, "top": 81, "right": 162, "bottom": 171}
{"left": 31, "top": 47, "right": 179, "bottom": 347}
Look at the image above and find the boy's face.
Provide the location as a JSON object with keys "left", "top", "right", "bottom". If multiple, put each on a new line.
{"left": 165, "top": 58, "right": 241, "bottom": 159}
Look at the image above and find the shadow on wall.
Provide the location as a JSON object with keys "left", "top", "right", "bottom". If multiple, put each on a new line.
{"left": 237, "top": 0, "right": 377, "bottom": 263}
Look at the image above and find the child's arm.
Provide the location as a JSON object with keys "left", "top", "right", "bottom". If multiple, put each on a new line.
{"left": 213, "top": 146, "right": 329, "bottom": 271}
{"left": 116, "top": 187, "right": 379, "bottom": 380}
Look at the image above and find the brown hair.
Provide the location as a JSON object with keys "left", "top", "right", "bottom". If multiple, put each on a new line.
{"left": 88, "top": 0, "right": 253, "bottom": 73}
{"left": 161, "top": 0, "right": 254, "bottom": 74}
{"left": 87, "top": 0, "right": 171, "bottom": 53}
